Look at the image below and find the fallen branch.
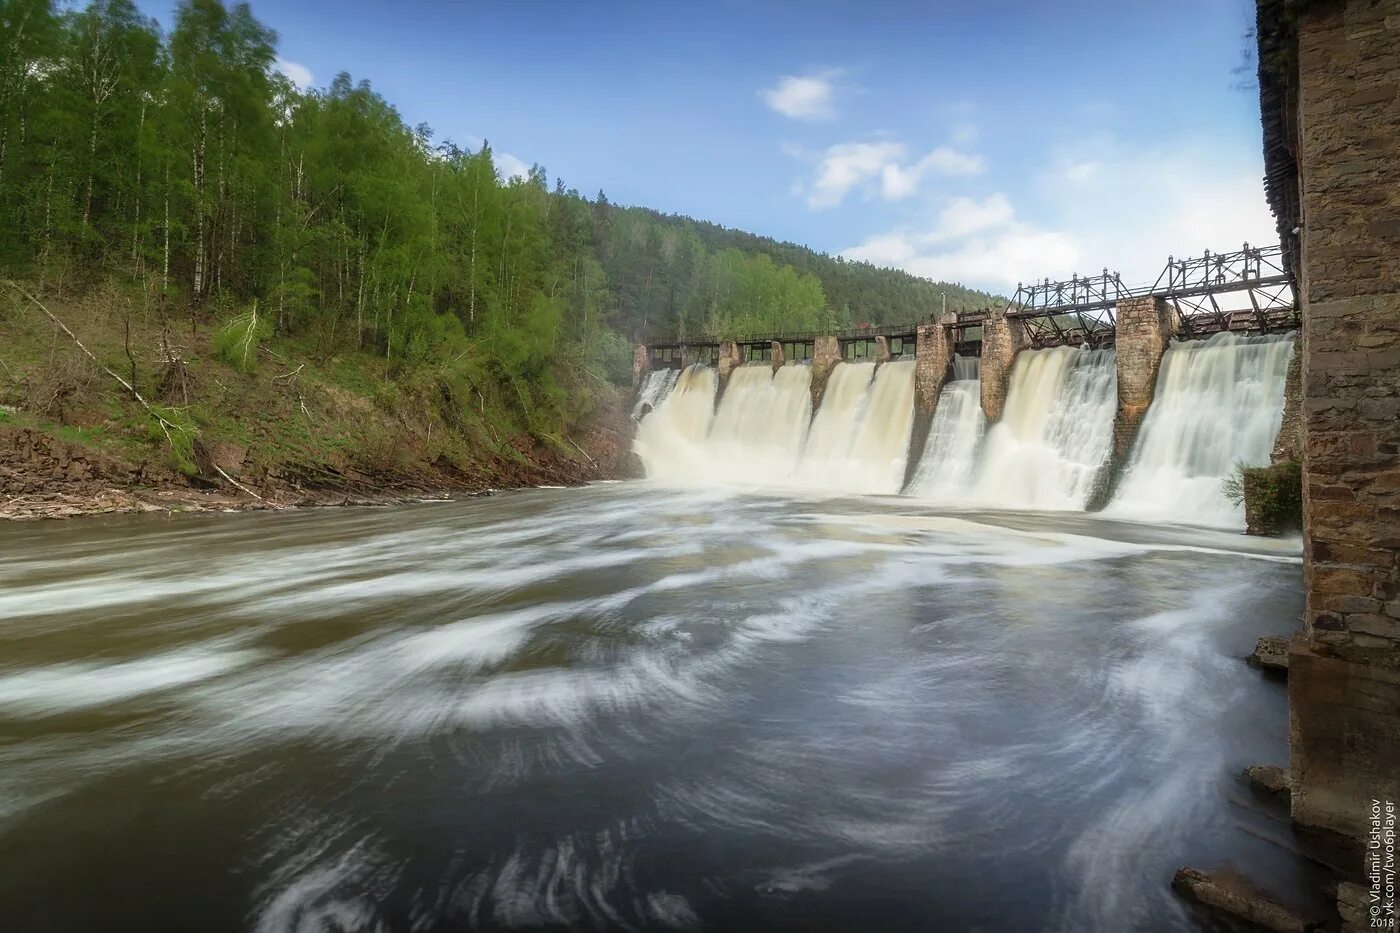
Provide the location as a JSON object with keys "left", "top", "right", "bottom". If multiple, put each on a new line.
{"left": 273, "top": 363, "right": 305, "bottom": 383}
{"left": 213, "top": 464, "right": 266, "bottom": 502}
{"left": 565, "top": 435, "right": 597, "bottom": 466}
{"left": 2, "top": 280, "right": 189, "bottom": 450}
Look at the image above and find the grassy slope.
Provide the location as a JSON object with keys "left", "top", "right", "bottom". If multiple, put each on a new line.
{"left": 0, "top": 282, "right": 629, "bottom": 502}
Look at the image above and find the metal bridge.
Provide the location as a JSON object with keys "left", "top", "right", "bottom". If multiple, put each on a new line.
{"left": 642, "top": 243, "right": 1298, "bottom": 365}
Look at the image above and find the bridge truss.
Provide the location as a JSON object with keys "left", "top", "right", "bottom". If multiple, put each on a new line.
{"left": 1009, "top": 244, "right": 1298, "bottom": 349}
{"left": 642, "top": 243, "right": 1298, "bottom": 361}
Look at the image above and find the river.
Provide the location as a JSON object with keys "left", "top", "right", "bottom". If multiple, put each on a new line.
{"left": 0, "top": 484, "right": 1314, "bottom": 931}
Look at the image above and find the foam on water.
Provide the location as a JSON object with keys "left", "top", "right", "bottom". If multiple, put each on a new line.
{"left": 1107, "top": 332, "right": 1295, "bottom": 529}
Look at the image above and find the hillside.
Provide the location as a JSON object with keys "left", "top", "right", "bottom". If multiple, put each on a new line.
{"left": 0, "top": 0, "right": 994, "bottom": 517}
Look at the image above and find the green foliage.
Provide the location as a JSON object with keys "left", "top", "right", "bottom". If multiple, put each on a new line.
{"left": 1238, "top": 460, "right": 1302, "bottom": 535}
{"left": 212, "top": 302, "right": 271, "bottom": 371}
{"left": 147, "top": 405, "right": 199, "bottom": 475}
{"left": 0, "top": 0, "right": 987, "bottom": 443}
{"left": 1222, "top": 461, "right": 1247, "bottom": 506}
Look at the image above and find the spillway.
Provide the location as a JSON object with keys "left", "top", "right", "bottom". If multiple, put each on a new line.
{"left": 1107, "top": 332, "right": 1295, "bottom": 528}
{"left": 966, "top": 347, "right": 1117, "bottom": 510}
{"left": 633, "top": 365, "right": 718, "bottom": 481}
{"left": 796, "top": 360, "right": 916, "bottom": 495}
{"left": 706, "top": 364, "right": 813, "bottom": 485}
{"left": 908, "top": 356, "right": 984, "bottom": 501}
{"left": 631, "top": 368, "right": 680, "bottom": 420}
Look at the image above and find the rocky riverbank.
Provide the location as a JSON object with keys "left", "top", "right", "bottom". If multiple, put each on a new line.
{"left": 1, "top": 414, "right": 636, "bottom": 522}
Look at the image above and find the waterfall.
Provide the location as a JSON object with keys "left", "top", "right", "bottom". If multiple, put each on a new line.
{"left": 632, "top": 368, "right": 680, "bottom": 420}
{"left": 908, "top": 356, "right": 984, "bottom": 501}
{"left": 796, "top": 360, "right": 916, "bottom": 495}
{"left": 705, "top": 364, "right": 813, "bottom": 485}
{"left": 1107, "top": 332, "right": 1295, "bottom": 529}
{"left": 966, "top": 347, "right": 1117, "bottom": 510}
{"left": 633, "top": 364, "right": 718, "bottom": 481}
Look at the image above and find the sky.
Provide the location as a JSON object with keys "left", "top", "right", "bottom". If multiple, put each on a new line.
{"left": 138, "top": 0, "right": 1276, "bottom": 294}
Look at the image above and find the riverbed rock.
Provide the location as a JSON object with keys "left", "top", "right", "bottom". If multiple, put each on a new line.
{"left": 1336, "top": 881, "right": 1369, "bottom": 932}
{"left": 1248, "top": 635, "right": 1291, "bottom": 672}
{"left": 1171, "top": 867, "right": 1320, "bottom": 932}
{"left": 1245, "top": 764, "right": 1292, "bottom": 801}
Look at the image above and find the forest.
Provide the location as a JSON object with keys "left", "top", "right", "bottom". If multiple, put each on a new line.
{"left": 0, "top": 0, "right": 998, "bottom": 486}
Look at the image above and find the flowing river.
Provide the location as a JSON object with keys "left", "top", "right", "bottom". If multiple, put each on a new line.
{"left": 0, "top": 484, "right": 1316, "bottom": 931}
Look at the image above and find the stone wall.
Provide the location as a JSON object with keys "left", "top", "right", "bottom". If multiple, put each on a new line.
{"left": 810, "top": 336, "right": 841, "bottom": 411}
{"left": 979, "top": 310, "right": 1028, "bottom": 424}
{"left": 914, "top": 316, "right": 955, "bottom": 417}
{"left": 1271, "top": 343, "right": 1302, "bottom": 463}
{"left": 770, "top": 341, "right": 784, "bottom": 372}
{"left": 1286, "top": 0, "right": 1400, "bottom": 838}
{"left": 632, "top": 344, "right": 649, "bottom": 388}
{"left": 1112, "top": 296, "right": 1177, "bottom": 460}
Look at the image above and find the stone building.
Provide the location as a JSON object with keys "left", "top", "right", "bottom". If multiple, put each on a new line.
{"left": 1257, "top": 0, "right": 1400, "bottom": 843}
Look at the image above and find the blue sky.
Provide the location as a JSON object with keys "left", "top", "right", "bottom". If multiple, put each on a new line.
{"left": 140, "top": 0, "right": 1274, "bottom": 293}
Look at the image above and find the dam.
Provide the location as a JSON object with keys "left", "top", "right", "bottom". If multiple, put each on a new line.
{"left": 631, "top": 244, "right": 1301, "bottom": 530}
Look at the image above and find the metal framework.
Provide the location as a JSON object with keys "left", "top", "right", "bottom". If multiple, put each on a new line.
{"left": 1153, "top": 244, "right": 1297, "bottom": 337}
{"left": 643, "top": 243, "right": 1298, "bottom": 357}
{"left": 1010, "top": 270, "right": 1124, "bottom": 349}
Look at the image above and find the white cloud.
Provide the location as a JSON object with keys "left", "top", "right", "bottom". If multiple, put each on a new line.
{"left": 274, "top": 58, "right": 313, "bottom": 91}
{"left": 805, "top": 140, "right": 985, "bottom": 209}
{"left": 762, "top": 72, "right": 839, "bottom": 121}
{"left": 495, "top": 151, "right": 531, "bottom": 182}
{"left": 840, "top": 140, "right": 1278, "bottom": 294}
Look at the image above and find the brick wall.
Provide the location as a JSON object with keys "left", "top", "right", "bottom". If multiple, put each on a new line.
{"left": 1288, "top": 0, "right": 1400, "bottom": 837}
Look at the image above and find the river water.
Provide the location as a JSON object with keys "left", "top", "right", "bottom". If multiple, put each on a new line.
{"left": 0, "top": 485, "right": 1312, "bottom": 931}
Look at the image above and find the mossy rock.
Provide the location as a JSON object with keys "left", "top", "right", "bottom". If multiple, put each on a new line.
{"left": 1242, "top": 461, "right": 1302, "bottom": 536}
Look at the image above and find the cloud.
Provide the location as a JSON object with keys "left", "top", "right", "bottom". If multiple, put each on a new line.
{"left": 840, "top": 140, "right": 1278, "bottom": 293}
{"left": 274, "top": 58, "right": 314, "bottom": 91}
{"left": 495, "top": 151, "right": 531, "bottom": 182}
{"left": 805, "top": 140, "right": 985, "bottom": 209}
{"left": 762, "top": 72, "right": 839, "bottom": 121}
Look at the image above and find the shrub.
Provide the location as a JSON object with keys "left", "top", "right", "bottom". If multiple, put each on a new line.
{"left": 212, "top": 303, "right": 271, "bottom": 373}
{"left": 1240, "top": 461, "right": 1302, "bottom": 536}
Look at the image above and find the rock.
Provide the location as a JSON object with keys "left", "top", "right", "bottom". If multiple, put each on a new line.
{"left": 1245, "top": 764, "right": 1292, "bottom": 801}
{"left": 1172, "top": 867, "right": 1320, "bottom": 933}
{"left": 1336, "top": 881, "right": 1368, "bottom": 932}
{"left": 1248, "top": 635, "right": 1291, "bottom": 672}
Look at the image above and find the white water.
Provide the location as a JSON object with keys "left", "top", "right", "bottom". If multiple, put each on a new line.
{"left": 795, "top": 360, "right": 916, "bottom": 495}
{"left": 634, "top": 365, "right": 718, "bottom": 480}
{"left": 705, "top": 365, "right": 813, "bottom": 485}
{"left": 1107, "top": 333, "right": 1295, "bottom": 529}
{"left": 966, "top": 347, "right": 1117, "bottom": 510}
{"left": 909, "top": 356, "right": 984, "bottom": 501}
{"left": 632, "top": 368, "right": 680, "bottom": 420}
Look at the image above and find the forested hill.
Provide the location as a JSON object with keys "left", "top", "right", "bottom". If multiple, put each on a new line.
{"left": 613, "top": 207, "right": 1002, "bottom": 335}
{"left": 0, "top": 0, "right": 998, "bottom": 500}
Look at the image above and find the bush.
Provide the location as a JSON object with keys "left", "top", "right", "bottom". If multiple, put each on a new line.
{"left": 1240, "top": 461, "right": 1302, "bottom": 536}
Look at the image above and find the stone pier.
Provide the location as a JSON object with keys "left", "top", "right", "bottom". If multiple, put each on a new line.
{"left": 770, "top": 341, "right": 785, "bottom": 372}
{"left": 874, "top": 336, "right": 892, "bottom": 364}
{"left": 1260, "top": 0, "right": 1400, "bottom": 843}
{"left": 632, "top": 344, "right": 649, "bottom": 388}
{"left": 810, "top": 336, "right": 841, "bottom": 411}
{"left": 979, "top": 310, "right": 1029, "bottom": 424}
{"left": 914, "top": 315, "right": 955, "bottom": 416}
{"left": 715, "top": 340, "right": 744, "bottom": 405}
{"left": 1112, "top": 295, "right": 1178, "bottom": 460}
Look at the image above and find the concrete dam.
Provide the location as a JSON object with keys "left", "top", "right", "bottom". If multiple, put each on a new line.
{"left": 630, "top": 250, "right": 1300, "bottom": 530}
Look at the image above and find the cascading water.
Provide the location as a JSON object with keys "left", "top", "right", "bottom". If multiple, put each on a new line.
{"left": 704, "top": 364, "right": 813, "bottom": 485}
{"left": 908, "top": 355, "right": 984, "bottom": 501}
{"left": 633, "top": 365, "right": 718, "bottom": 481}
{"left": 1107, "top": 332, "right": 1295, "bottom": 529}
{"left": 796, "top": 360, "right": 916, "bottom": 495}
{"left": 631, "top": 368, "right": 680, "bottom": 420}
{"left": 965, "top": 346, "right": 1117, "bottom": 510}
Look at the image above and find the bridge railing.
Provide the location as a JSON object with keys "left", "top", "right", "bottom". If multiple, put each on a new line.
{"left": 642, "top": 243, "right": 1298, "bottom": 351}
